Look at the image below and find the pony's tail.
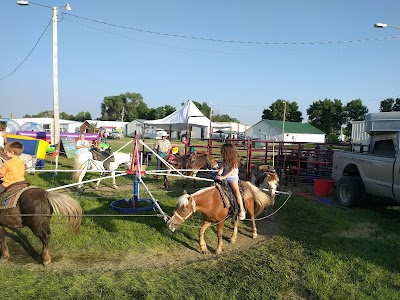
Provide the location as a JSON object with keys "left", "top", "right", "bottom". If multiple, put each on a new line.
{"left": 72, "top": 156, "right": 82, "bottom": 182}
{"left": 246, "top": 181, "right": 274, "bottom": 217}
{"left": 47, "top": 192, "right": 82, "bottom": 233}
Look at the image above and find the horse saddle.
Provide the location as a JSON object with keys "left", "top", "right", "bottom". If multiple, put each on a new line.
{"left": 166, "top": 152, "right": 196, "bottom": 169}
{"left": 214, "top": 180, "right": 250, "bottom": 223}
{"left": 0, "top": 181, "right": 31, "bottom": 209}
{"left": 91, "top": 148, "right": 115, "bottom": 170}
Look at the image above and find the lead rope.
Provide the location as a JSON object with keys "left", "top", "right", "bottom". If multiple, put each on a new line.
{"left": 175, "top": 190, "right": 292, "bottom": 228}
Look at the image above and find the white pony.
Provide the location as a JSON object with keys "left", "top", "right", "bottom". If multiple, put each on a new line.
{"left": 20, "top": 153, "right": 38, "bottom": 175}
{"left": 0, "top": 153, "right": 37, "bottom": 175}
{"left": 72, "top": 151, "right": 131, "bottom": 190}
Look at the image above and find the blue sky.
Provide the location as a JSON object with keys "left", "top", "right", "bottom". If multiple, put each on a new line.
{"left": 2, "top": 0, "right": 400, "bottom": 125}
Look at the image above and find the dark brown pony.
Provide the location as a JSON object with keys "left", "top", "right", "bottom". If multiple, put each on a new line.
{"left": 0, "top": 187, "right": 82, "bottom": 266}
{"left": 167, "top": 181, "right": 274, "bottom": 254}
{"left": 162, "top": 152, "right": 219, "bottom": 189}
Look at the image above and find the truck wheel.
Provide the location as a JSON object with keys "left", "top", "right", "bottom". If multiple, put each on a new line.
{"left": 336, "top": 176, "right": 362, "bottom": 207}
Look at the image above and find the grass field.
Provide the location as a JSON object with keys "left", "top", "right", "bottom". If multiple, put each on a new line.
{"left": 1, "top": 137, "right": 400, "bottom": 300}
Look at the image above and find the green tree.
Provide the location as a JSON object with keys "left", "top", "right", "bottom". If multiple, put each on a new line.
{"left": 393, "top": 98, "right": 400, "bottom": 111}
{"left": 74, "top": 111, "right": 92, "bottom": 122}
{"left": 23, "top": 110, "right": 54, "bottom": 118}
{"left": 60, "top": 112, "right": 74, "bottom": 120}
{"left": 212, "top": 114, "right": 239, "bottom": 122}
{"left": 146, "top": 105, "right": 177, "bottom": 120}
{"left": 262, "top": 99, "right": 303, "bottom": 122}
{"left": 307, "top": 98, "right": 345, "bottom": 135}
{"left": 100, "top": 92, "right": 149, "bottom": 121}
{"left": 343, "top": 99, "right": 368, "bottom": 136}
{"left": 379, "top": 98, "right": 394, "bottom": 112}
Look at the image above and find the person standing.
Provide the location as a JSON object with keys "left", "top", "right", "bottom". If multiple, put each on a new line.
{"left": 215, "top": 143, "right": 246, "bottom": 220}
{"left": 156, "top": 133, "right": 172, "bottom": 169}
{"left": 0, "top": 141, "right": 25, "bottom": 194}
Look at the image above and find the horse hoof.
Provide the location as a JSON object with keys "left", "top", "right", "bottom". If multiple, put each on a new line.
{"left": 0, "top": 257, "right": 9, "bottom": 263}
{"left": 43, "top": 260, "right": 51, "bottom": 267}
{"left": 215, "top": 249, "right": 222, "bottom": 255}
{"left": 230, "top": 238, "right": 237, "bottom": 244}
{"left": 252, "top": 233, "right": 258, "bottom": 239}
{"left": 201, "top": 249, "right": 211, "bottom": 255}
{"left": 95, "top": 186, "right": 99, "bottom": 190}
{"left": 113, "top": 185, "right": 118, "bottom": 189}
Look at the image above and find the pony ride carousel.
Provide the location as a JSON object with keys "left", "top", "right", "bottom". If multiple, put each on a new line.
{"left": 110, "top": 136, "right": 165, "bottom": 216}
{"left": 110, "top": 135, "right": 217, "bottom": 219}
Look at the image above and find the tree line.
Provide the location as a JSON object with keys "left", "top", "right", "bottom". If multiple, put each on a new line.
{"left": 18, "top": 92, "right": 400, "bottom": 137}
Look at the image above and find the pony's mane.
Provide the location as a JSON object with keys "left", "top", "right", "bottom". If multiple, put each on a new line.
{"left": 177, "top": 194, "right": 190, "bottom": 207}
{"left": 192, "top": 186, "right": 215, "bottom": 197}
{"left": 177, "top": 186, "right": 215, "bottom": 207}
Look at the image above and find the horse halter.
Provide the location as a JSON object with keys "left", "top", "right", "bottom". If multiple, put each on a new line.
{"left": 206, "top": 155, "right": 218, "bottom": 169}
{"left": 172, "top": 195, "right": 196, "bottom": 222}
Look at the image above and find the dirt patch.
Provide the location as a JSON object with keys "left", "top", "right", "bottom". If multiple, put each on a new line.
{"left": 3, "top": 215, "right": 280, "bottom": 272}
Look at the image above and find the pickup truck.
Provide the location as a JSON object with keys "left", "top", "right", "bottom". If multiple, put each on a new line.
{"left": 332, "top": 112, "right": 400, "bottom": 207}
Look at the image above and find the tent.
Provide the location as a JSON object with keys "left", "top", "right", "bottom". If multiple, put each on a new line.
{"left": 144, "top": 101, "right": 211, "bottom": 132}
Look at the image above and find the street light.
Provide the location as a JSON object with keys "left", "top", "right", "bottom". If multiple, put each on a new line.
{"left": 16, "top": 1, "right": 71, "bottom": 145}
{"left": 374, "top": 22, "right": 400, "bottom": 30}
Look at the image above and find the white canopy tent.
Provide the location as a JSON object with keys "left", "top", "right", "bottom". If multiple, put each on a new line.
{"left": 144, "top": 101, "right": 211, "bottom": 132}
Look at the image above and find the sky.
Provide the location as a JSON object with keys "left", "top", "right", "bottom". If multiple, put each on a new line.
{"left": 2, "top": 0, "right": 400, "bottom": 126}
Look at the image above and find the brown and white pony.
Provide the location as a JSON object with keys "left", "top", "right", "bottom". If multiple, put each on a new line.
{"left": 167, "top": 181, "right": 274, "bottom": 254}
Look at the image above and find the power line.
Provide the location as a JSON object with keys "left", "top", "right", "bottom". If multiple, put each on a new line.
{"left": 65, "top": 18, "right": 265, "bottom": 56}
{"left": 0, "top": 18, "right": 52, "bottom": 81}
{"left": 65, "top": 12, "right": 400, "bottom": 46}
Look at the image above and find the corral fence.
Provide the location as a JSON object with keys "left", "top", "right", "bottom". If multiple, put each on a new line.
{"left": 189, "top": 138, "right": 357, "bottom": 185}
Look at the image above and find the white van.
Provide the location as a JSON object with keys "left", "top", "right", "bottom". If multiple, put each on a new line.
{"left": 155, "top": 130, "right": 168, "bottom": 139}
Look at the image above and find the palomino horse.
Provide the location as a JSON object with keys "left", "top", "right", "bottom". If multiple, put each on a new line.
{"left": 162, "top": 151, "right": 219, "bottom": 189}
{"left": 0, "top": 187, "right": 82, "bottom": 265}
{"left": 167, "top": 181, "right": 274, "bottom": 254}
{"left": 72, "top": 151, "right": 131, "bottom": 191}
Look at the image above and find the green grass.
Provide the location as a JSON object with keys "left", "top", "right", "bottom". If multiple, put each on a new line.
{"left": 1, "top": 138, "right": 400, "bottom": 299}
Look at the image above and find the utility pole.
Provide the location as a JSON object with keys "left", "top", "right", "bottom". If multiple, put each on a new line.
{"left": 282, "top": 101, "right": 287, "bottom": 142}
{"left": 121, "top": 106, "right": 125, "bottom": 134}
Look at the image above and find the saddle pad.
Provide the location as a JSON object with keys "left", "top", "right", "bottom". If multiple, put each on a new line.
{"left": 214, "top": 181, "right": 252, "bottom": 222}
{"left": 0, "top": 186, "right": 37, "bottom": 210}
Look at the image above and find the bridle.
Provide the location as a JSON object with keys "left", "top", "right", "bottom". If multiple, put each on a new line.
{"left": 172, "top": 195, "right": 196, "bottom": 222}
{"left": 205, "top": 155, "right": 218, "bottom": 169}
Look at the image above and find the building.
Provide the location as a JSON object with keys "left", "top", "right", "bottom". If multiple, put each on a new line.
{"left": 81, "top": 120, "right": 128, "bottom": 135}
{"left": 245, "top": 120, "right": 325, "bottom": 143}
{"left": 11, "top": 117, "right": 81, "bottom": 133}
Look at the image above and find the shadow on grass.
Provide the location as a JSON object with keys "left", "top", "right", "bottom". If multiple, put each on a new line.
{"left": 276, "top": 189, "right": 400, "bottom": 273}
{"left": 5, "top": 228, "right": 42, "bottom": 264}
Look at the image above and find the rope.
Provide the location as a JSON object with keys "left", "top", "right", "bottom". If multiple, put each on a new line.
{"left": 0, "top": 213, "right": 165, "bottom": 218}
{"left": 174, "top": 189, "right": 293, "bottom": 228}
{"left": 46, "top": 172, "right": 129, "bottom": 192}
